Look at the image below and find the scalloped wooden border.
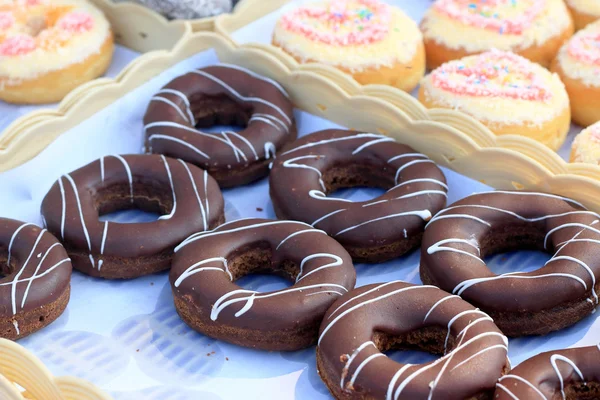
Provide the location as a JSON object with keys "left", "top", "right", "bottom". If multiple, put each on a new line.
{"left": 2, "top": 30, "right": 600, "bottom": 212}
{"left": 213, "top": 0, "right": 600, "bottom": 182}
{"left": 0, "top": 339, "right": 111, "bottom": 400}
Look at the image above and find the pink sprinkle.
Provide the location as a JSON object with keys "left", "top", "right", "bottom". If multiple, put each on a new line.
{"left": 431, "top": 50, "right": 552, "bottom": 102}
{"left": 434, "top": 0, "right": 545, "bottom": 35}
{"left": 0, "top": 35, "right": 36, "bottom": 56}
{"left": 567, "top": 29, "right": 600, "bottom": 65}
{"left": 16, "top": 0, "right": 45, "bottom": 6}
{"left": 0, "top": 12, "right": 15, "bottom": 30}
{"left": 589, "top": 125, "right": 600, "bottom": 142}
{"left": 280, "top": 0, "right": 391, "bottom": 46}
{"left": 58, "top": 11, "right": 94, "bottom": 33}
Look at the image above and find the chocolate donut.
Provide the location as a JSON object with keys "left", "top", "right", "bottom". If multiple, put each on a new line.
{"left": 170, "top": 218, "right": 356, "bottom": 351}
{"left": 41, "top": 154, "right": 224, "bottom": 279}
{"left": 495, "top": 345, "right": 600, "bottom": 399}
{"left": 269, "top": 129, "right": 447, "bottom": 263}
{"left": 0, "top": 218, "right": 71, "bottom": 340}
{"left": 420, "top": 191, "right": 600, "bottom": 337}
{"left": 144, "top": 64, "right": 297, "bottom": 188}
{"left": 317, "top": 281, "right": 509, "bottom": 400}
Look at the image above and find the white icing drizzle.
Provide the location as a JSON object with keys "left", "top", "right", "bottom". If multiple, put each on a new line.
{"left": 450, "top": 344, "right": 508, "bottom": 372}
{"left": 340, "top": 341, "right": 376, "bottom": 389}
{"left": 12, "top": 320, "right": 19, "bottom": 336}
{"left": 334, "top": 210, "right": 432, "bottom": 237}
{"left": 283, "top": 155, "right": 327, "bottom": 191}
{"left": 10, "top": 228, "right": 45, "bottom": 315}
{"left": 276, "top": 228, "right": 325, "bottom": 250}
{"left": 396, "top": 190, "right": 448, "bottom": 200}
{"left": 174, "top": 257, "right": 233, "bottom": 287}
{"left": 387, "top": 153, "right": 429, "bottom": 163}
{"left": 6, "top": 223, "right": 35, "bottom": 267}
{"left": 423, "top": 294, "right": 461, "bottom": 322}
{"left": 20, "top": 242, "right": 61, "bottom": 309}
{"left": 394, "top": 160, "right": 435, "bottom": 184}
{"left": 306, "top": 290, "right": 345, "bottom": 297}
{"left": 443, "top": 310, "right": 489, "bottom": 353}
{"left": 97, "top": 221, "right": 108, "bottom": 271}
{"left": 544, "top": 222, "right": 600, "bottom": 249}
{"left": 0, "top": 259, "right": 70, "bottom": 288}
{"left": 328, "top": 281, "right": 403, "bottom": 320}
{"left": 64, "top": 174, "right": 94, "bottom": 268}
{"left": 426, "top": 214, "right": 492, "bottom": 229}
{"left": 311, "top": 209, "right": 347, "bottom": 227}
{"left": 249, "top": 114, "right": 288, "bottom": 132}
{"left": 264, "top": 142, "right": 276, "bottom": 159}
{"left": 281, "top": 133, "right": 387, "bottom": 156}
{"left": 190, "top": 69, "right": 292, "bottom": 125}
{"left": 148, "top": 134, "right": 210, "bottom": 159}
{"left": 309, "top": 190, "right": 354, "bottom": 203}
{"left": 427, "top": 239, "right": 483, "bottom": 263}
{"left": 151, "top": 96, "right": 191, "bottom": 124}
{"left": 210, "top": 283, "right": 349, "bottom": 321}
{"left": 349, "top": 353, "right": 386, "bottom": 387}
{"left": 158, "top": 155, "right": 177, "bottom": 220}
{"left": 225, "top": 131, "right": 258, "bottom": 161}
{"left": 296, "top": 253, "right": 343, "bottom": 282}
{"left": 220, "top": 131, "right": 247, "bottom": 163}
{"left": 497, "top": 374, "right": 547, "bottom": 400}
{"left": 546, "top": 255, "right": 598, "bottom": 303}
{"left": 495, "top": 383, "right": 519, "bottom": 400}
{"left": 352, "top": 137, "right": 395, "bottom": 155}
{"left": 387, "top": 178, "right": 449, "bottom": 193}
{"left": 178, "top": 160, "right": 208, "bottom": 231}
{"left": 58, "top": 177, "right": 66, "bottom": 239}
{"left": 478, "top": 190, "right": 586, "bottom": 209}
{"left": 204, "top": 170, "right": 210, "bottom": 218}
{"left": 216, "top": 63, "right": 290, "bottom": 98}
{"left": 454, "top": 272, "right": 587, "bottom": 296}
{"left": 386, "top": 364, "right": 413, "bottom": 400}
{"left": 155, "top": 88, "right": 195, "bottom": 125}
{"left": 550, "top": 354, "right": 585, "bottom": 400}
{"left": 100, "top": 157, "right": 105, "bottom": 182}
{"left": 110, "top": 155, "right": 134, "bottom": 202}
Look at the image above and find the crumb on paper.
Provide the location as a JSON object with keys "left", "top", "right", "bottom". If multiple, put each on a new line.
{"left": 256, "top": 207, "right": 263, "bottom": 212}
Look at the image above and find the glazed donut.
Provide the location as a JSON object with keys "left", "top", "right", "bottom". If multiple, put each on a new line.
{"left": 269, "top": 129, "right": 447, "bottom": 263}
{"left": 0, "top": 218, "right": 71, "bottom": 340}
{"left": 495, "top": 345, "right": 600, "bottom": 399}
{"left": 566, "top": 0, "right": 600, "bottom": 31}
{"left": 551, "top": 21, "right": 600, "bottom": 127}
{"left": 571, "top": 122, "right": 600, "bottom": 164}
{"left": 420, "top": 0, "right": 574, "bottom": 69}
{"left": 419, "top": 50, "right": 571, "bottom": 151}
{"left": 170, "top": 218, "right": 356, "bottom": 351}
{"left": 41, "top": 154, "right": 224, "bottom": 279}
{"left": 144, "top": 64, "right": 296, "bottom": 188}
{"left": 317, "top": 281, "right": 509, "bottom": 400}
{"left": 420, "top": 190, "right": 600, "bottom": 337}
{"left": 0, "top": 0, "right": 114, "bottom": 104}
{"left": 271, "top": 0, "right": 425, "bottom": 92}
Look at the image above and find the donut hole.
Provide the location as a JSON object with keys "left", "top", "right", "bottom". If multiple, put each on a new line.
{"left": 95, "top": 181, "right": 173, "bottom": 223}
{"left": 190, "top": 94, "right": 251, "bottom": 133}
{"left": 478, "top": 222, "right": 551, "bottom": 274}
{"left": 225, "top": 243, "right": 299, "bottom": 292}
{"left": 560, "top": 381, "right": 600, "bottom": 399}
{"left": 372, "top": 326, "right": 453, "bottom": 364}
{"left": 321, "top": 163, "right": 395, "bottom": 201}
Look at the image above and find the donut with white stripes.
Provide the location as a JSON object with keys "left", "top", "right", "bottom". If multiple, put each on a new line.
{"left": 495, "top": 345, "right": 600, "bottom": 399}
{"left": 316, "top": 280, "right": 509, "bottom": 399}
{"left": 41, "top": 154, "right": 224, "bottom": 279}
{"left": 170, "top": 218, "right": 356, "bottom": 351}
{"left": 269, "top": 129, "right": 447, "bottom": 263}
{"left": 420, "top": 190, "right": 600, "bottom": 337}
{"left": 0, "top": 218, "right": 72, "bottom": 340}
{"left": 143, "top": 64, "right": 297, "bottom": 188}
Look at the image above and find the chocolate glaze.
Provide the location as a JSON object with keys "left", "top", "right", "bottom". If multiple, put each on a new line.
{"left": 143, "top": 64, "right": 297, "bottom": 188}
{"left": 41, "top": 154, "right": 224, "bottom": 279}
{"left": 0, "top": 218, "right": 71, "bottom": 338}
{"left": 420, "top": 191, "right": 600, "bottom": 336}
{"left": 170, "top": 218, "right": 356, "bottom": 350}
{"left": 269, "top": 129, "right": 447, "bottom": 262}
{"left": 317, "top": 281, "right": 509, "bottom": 399}
{"left": 495, "top": 345, "right": 600, "bottom": 399}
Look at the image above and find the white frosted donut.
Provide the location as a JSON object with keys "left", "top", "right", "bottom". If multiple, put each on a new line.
{"left": 566, "top": 0, "right": 600, "bottom": 30}
{"left": 0, "top": 0, "right": 113, "bottom": 104}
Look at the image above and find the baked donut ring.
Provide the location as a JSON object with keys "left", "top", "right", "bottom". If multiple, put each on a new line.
{"left": 41, "top": 154, "right": 224, "bottom": 279}
{"left": 317, "top": 281, "right": 509, "bottom": 400}
{"left": 269, "top": 129, "right": 447, "bottom": 263}
{"left": 495, "top": 345, "right": 600, "bottom": 399}
{"left": 420, "top": 191, "right": 600, "bottom": 337}
{"left": 170, "top": 218, "right": 356, "bottom": 351}
{"left": 0, "top": 218, "right": 71, "bottom": 340}
{"left": 144, "top": 64, "right": 297, "bottom": 188}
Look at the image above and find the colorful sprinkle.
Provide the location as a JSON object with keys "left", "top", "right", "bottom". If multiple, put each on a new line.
{"left": 0, "top": 12, "right": 15, "bottom": 30}
{"left": 0, "top": 34, "right": 36, "bottom": 56}
{"left": 567, "top": 26, "right": 600, "bottom": 65}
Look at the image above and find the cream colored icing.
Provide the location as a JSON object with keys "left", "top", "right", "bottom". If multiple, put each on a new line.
{"left": 421, "top": 0, "right": 571, "bottom": 53}
{"left": 420, "top": 50, "right": 569, "bottom": 125}
{"left": 557, "top": 21, "right": 600, "bottom": 87}
{"left": 0, "top": 0, "right": 110, "bottom": 83}
{"left": 272, "top": 0, "right": 423, "bottom": 72}
{"left": 571, "top": 122, "right": 600, "bottom": 163}
{"left": 566, "top": 0, "right": 600, "bottom": 17}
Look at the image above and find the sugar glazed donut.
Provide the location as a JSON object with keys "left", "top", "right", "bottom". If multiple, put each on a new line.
{"left": 41, "top": 154, "right": 224, "bottom": 279}
{"left": 317, "top": 281, "right": 509, "bottom": 399}
{"left": 552, "top": 21, "right": 600, "bottom": 127}
{"left": 420, "top": 191, "right": 600, "bottom": 337}
{"left": 571, "top": 122, "right": 600, "bottom": 164}
{"left": 495, "top": 345, "right": 600, "bottom": 399}
{"left": 0, "top": 218, "right": 72, "bottom": 340}
{"left": 272, "top": 0, "right": 425, "bottom": 92}
{"left": 144, "top": 64, "right": 296, "bottom": 188}
{"left": 269, "top": 129, "right": 448, "bottom": 263}
{"left": 0, "top": 0, "right": 114, "bottom": 104}
{"left": 419, "top": 50, "right": 571, "bottom": 151}
{"left": 420, "top": 0, "right": 574, "bottom": 69}
{"left": 566, "top": 0, "right": 600, "bottom": 31}
{"left": 170, "top": 219, "right": 356, "bottom": 351}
